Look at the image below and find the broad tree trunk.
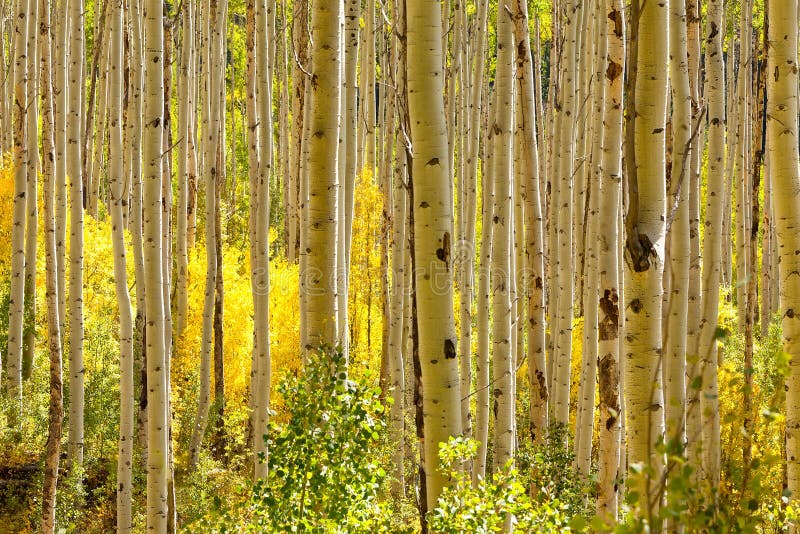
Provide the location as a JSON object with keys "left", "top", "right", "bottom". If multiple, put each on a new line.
{"left": 407, "top": 0, "right": 463, "bottom": 504}
{"left": 766, "top": 0, "right": 800, "bottom": 514}
{"left": 302, "top": 0, "right": 342, "bottom": 350}
{"left": 623, "top": 0, "right": 668, "bottom": 518}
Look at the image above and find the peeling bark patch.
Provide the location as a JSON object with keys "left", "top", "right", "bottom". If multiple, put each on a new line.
{"left": 599, "top": 354, "right": 620, "bottom": 431}
{"left": 598, "top": 289, "right": 620, "bottom": 340}
{"left": 608, "top": 8, "right": 623, "bottom": 37}
{"left": 444, "top": 338, "right": 456, "bottom": 359}
{"left": 606, "top": 60, "right": 622, "bottom": 82}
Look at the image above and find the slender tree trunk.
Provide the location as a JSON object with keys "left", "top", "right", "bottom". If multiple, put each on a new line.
{"left": 21, "top": 0, "right": 38, "bottom": 383}
{"left": 143, "top": 0, "right": 168, "bottom": 526}
{"left": 251, "top": 0, "right": 273, "bottom": 481}
{"left": 39, "top": 0, "right": 64, "bottom": 528}
{"left": 696, "top": 0, "right": 725, "bottom": 486}
{"left": 596, "top": 0, "right": 624, "bottom": 521}
{"left": 6, "top": 0, "right": 29, "bottom": 414}
{"left": 491, "top": 3, "right": 514, "bottom": 469}
{"left": 473, "top": 72, "right": 493, "bottom": 483}
{"left": 175, "top": 0, "right": 194, "bottom": 336}
{"left": 54, "top": 0, "right": 68, "bottom": 327}
{"left": 106, "top": 0, "right": 133, "bottom": 527}
{"left": 189, "top": 0, "right": 223, "bottom": 469}
{"left": 553, "top": 0, "right": 578, "bottom": 429}
{"left": 576, "top": 0, "right": 604, "bottom": 476}
{"left": 664, "top": 0, "right": 692, "bottom": 466}
{"left": 67, "top": 0, "right": 85, "bottom": 468}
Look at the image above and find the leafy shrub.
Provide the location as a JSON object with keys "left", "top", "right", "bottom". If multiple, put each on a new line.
{"left": 430, "top": 436, "right": 583, "bottom": 533}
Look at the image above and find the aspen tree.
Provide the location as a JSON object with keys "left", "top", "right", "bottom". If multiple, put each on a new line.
{"left": 623, "top": 0, "right": 668, "bottom": 513}
{"left": 105, "top": 0, "right": 133, "bottom": 527}
{"left": 459, "top": 0, "right": 488, "bottom": 446}
{"left": 491, "top": 1, "right": 515, "bottom": 469}
{"left": 252, "top": 0, "right": 273, "bottom": 481}
{"left": 763, "top": 168, "right": 774, "bottom": 336}
{"left": 407, "top": 0, "right": 462, "bottom": 503}
{"left": 288, "top": 0, "right": 308, "bottom": 263}
{"left": 388, "top": 12, "right": 407, "bottom": 491}
{"left": 67, "top": 0, "right": 85, "bottom": 467}
{"left": 39, "top": 0, "right": 63, "bottom": 527}
{"left": 696, "top": 0, "right": 725, "bottom": 485}
{"left": 189, "top": 0, "right": 224, "bottom": 468}
{"left": 596, "top": 0, "right": 624, "bottom": 521}
{"left": 474, "top": 76, "right": 494, "bottom": 482}
{"left": 343, "top": 0, "right": 359, "bottom": 299}
{"left": 6, "top": 0, "right": 29, "bottom": 413}
{"left": 511, "top": 0, "right": 546, "bottom": 444}
{"left": 684, "top": 0, "right": 704, "bottom": 475}
{"left": 664, "top": 0, "right": 692, "bottom": 458}
{"left": 359, "top": 0, "right": 375, "bottom": 173}
{"left": 175, "top": 0, "right": 194, "bottom": 336}
{"left": 302, "top": 0, "right": 342, "bottom": 350}
{"left": 54, "top": 0, "right": 68, "bottom": 324}
{"left": 576, "top": 0, "right": 604, "bottom": 475}
{"left": 553, "top": 0, "right": 578, "bottom": 428}
{"left": 766, "top": 0, "right": 800, "bottom": 511}
{"left": 143, "top": 0, "right": 169, "bottom": 526}
{"left": 21, "top": 0, "right": 38, "bottom": 382}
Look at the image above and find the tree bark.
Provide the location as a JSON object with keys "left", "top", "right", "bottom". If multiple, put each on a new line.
{"left": 407, "top": 0, "right": 463, "bottom": 504}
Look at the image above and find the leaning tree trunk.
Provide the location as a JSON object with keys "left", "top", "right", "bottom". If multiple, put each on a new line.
{"left": 143, "top": 0, "right": 168, "bottom": 527}
{"left": 767, "top": 0, "right": 800, "bottom": 518}
{"left": 407, "top": 0, "right": 463, "bottom": 505}
{"left": 623, "top": 0, "right": 668, "bottom": 520}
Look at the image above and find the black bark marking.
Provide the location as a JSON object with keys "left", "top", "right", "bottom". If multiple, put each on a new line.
{"left": 444, "top": 338, "right": 456, "bottom": 359}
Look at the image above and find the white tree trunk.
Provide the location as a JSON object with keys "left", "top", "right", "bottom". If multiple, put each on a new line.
{"left": 407, "top": 0, "right": 463, "bottom": 503}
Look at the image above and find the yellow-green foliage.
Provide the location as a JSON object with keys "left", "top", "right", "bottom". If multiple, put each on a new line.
{"left": 348, "top": 169, "right": 384, "bottom": 374}
{"left": 0, "top": 154, "right": 15, "bottom": 278}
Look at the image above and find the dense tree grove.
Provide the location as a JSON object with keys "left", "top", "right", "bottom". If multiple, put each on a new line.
{"left": 0, "top": 0, "right": 799, "bottom": 532}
